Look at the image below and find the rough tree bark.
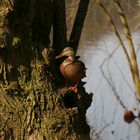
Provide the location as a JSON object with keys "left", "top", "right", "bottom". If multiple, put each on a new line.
{"left": 0, "top": 0, "right": 92, "bottom": 140}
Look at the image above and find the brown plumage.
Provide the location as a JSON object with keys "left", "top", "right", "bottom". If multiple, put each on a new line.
{"left": 55, "top": 47, "right": 86, "bottom": 92}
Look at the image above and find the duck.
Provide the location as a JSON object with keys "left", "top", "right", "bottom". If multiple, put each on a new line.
{"left": 55, "top": 47, "right": 86, "bottom": 93}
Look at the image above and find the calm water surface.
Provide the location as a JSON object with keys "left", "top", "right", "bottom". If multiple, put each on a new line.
{"left": 78, "top": 31, "right": 140, "bottom": 140}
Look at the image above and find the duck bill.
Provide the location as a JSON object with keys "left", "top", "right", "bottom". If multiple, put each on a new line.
{"left": 55, "top": 53, "right": 63, "bottom": 59}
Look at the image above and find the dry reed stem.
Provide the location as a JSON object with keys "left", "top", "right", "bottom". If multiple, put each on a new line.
{"left": 114, "top": 1, "right": 140, "bottom": 101}
{"left": 98, "top": 2, "right": 135, "bottom": 89}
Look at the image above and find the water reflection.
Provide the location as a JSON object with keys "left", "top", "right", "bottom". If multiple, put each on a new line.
{"left": 78, "top": 32, "right": 140, "bottom": 140}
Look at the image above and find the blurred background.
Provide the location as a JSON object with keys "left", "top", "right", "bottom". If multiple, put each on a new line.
{"left": 66, "top": 0, "right": 140, "bottom": 140}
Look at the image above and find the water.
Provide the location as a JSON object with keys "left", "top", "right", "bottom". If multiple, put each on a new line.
{"left": 78, "top": 32, "right": 140, "bottom": 140}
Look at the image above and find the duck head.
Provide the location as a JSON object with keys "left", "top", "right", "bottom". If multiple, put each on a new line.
{"left": 55, "top": 47, "right": 75, "bottom": 59}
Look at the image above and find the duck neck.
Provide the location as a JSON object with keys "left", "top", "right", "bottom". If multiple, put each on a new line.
{"left": 68, "top": 56, "right": 75, "bottom": 61}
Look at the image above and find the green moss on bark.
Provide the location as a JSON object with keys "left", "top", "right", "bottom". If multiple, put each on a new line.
{"left": 0, "top": 61, "right": 92, "bottom": 140}
{"left": 0, "top": 0, "right": 92, "bottom": 140}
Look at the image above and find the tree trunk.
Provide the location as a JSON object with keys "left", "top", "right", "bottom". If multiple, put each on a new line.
{"left": 0, "top": 0, "right": 92, "bottom": 140}
{"left": 68, "top": 0, "right": 90, "bottom": 52}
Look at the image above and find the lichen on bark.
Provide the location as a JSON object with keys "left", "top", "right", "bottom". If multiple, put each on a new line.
{"left": 0, "top": 0, "right": 93, "bottom": 140}
{"left": 0, "top": 61, "right": 92, "bottom": 140}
